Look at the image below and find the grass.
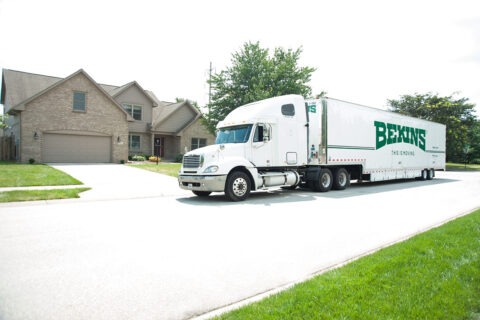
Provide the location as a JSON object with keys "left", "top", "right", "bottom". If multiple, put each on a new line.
{"left": 446, "top": 162, "right": 480, "bottom": 171}
{"left": 0, "top": 161, "right": 82, "bottom": 187}
{"left": 127, "top": 163, "right": 182, "bottom": 178}
{"left": 0, "top": 188, "right": 90, "bottom": 203}
{"left": 215, "top": 209, "right": 480, "bottom": 320}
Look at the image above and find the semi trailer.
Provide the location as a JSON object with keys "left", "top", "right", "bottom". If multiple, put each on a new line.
{"left": 178, "top": 95, "right": 446, "bottom": 201}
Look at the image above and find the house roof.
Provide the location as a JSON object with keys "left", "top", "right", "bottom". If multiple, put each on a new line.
{"left": 2, "top": 69, "right": 134, "bottom": 121}
{"left": 1, "top": 68, "right": 157, "bottom": 115}
{"left": 152, "top": 100, "right": 201, "bottom": 134}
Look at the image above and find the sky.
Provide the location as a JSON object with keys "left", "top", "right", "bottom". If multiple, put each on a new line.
{"left": 1, "top": 0, "right": 479, "bottom": 114}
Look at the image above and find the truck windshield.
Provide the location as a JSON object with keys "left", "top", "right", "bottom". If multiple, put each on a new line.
{"left": 215, "top": 125, "right": 253, "bottom": 144}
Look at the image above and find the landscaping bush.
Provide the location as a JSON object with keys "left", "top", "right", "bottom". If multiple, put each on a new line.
{"left": 128, "top": 155, "right": 133, "bottom": 161}
{"left": 175, "top": 154, "right": 184, "bottom": 163}
{"left": 149, "top": 156, "right": 161, "bottom": 162}
{"left": 120, "top": 160, "right": 125, "bottom": 164}
{"left": 29, "top": 158, "right": 35, "bottom": 164}
{"left": 132, "top": 155, "right": 145, "bottom": 161}
{"left": 143, "top": 154, "right": 151, "bottom": 160}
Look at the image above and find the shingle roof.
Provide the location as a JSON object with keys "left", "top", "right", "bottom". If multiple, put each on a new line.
{"left": 1, "top": 69, "right": 158, "bottom": 112}
{"left": 2, "top": 70, "right": 62, "bottom": 110}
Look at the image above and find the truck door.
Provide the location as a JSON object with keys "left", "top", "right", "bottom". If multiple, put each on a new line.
{"left": 250, "top": 123, "right": 273, "bottom": 167}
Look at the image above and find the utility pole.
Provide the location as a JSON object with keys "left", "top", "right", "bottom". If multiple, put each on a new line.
{"left": 208, "top": 61, "right": 213, "bottom": 113}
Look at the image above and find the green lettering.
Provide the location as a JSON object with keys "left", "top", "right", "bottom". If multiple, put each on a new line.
{"left": 398, "top": 125, "right": 409, "bottom": 143}
{"left": 387, "top": 123, "right": 397, "bottom": 144}
{"left": 418, "top": 129, "right": 426, "bottom": 151}
{"left": 374, "top": 121, "right": 386, "bottom": 149}
{"left": 409, "top": 127, "right": 418, "bottom": 146}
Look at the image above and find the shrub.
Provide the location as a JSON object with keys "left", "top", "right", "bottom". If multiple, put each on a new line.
{"left": 175, "top": 154, "right": 184, "bottom": 163}
{"left": 120, "top": 160, "right": 125, "bottom": 164}
{"left": 143, "top": 154, "right": 151, "bottom": 160}
{"left": 128, "top": 155, "right": 132, "bottom": 161}
{"left": 29, "top": 158, "right": 35, "bottom": 164}
{"left": 132, "top": 155, "right": 145, "bottom": 161}
{"left": 149, "top": 156, "right": 161, "bottom": 162}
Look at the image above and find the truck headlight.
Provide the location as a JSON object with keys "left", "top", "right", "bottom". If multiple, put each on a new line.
{"left": 204, "top": 165, "right": 219, "bottom": 173}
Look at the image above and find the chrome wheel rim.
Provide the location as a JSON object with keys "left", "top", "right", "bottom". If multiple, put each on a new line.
{"left": 321, "top": 173, "right": 331, "bottom": 188}
{"left": 232, "top": 177, "right": 247, "bottom": 197}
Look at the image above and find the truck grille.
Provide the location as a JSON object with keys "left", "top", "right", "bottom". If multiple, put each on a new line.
{"left": 183, "top": 155, "right": 201, "bottom": 168}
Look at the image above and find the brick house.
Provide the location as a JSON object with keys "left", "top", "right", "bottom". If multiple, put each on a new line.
{"left": 0, "top": 69, "right": 215, "bottom": 163}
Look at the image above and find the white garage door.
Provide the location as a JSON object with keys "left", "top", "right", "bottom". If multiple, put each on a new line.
{"left": 43, "top": 133, "right": 111, "bottom": 163}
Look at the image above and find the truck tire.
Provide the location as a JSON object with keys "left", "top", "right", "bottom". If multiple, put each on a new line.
{"left": 427, "top": 169, "right": 434, "bottom": 180}
{"left": 193, "top": 191, "right": 211, "bottom": 197}
{"left": 419, "top": 169, "right": 427, "bottom": 181}
{"left": 314, "top": 168, "right": 333, "bottom": 192}
{"left": 333, "top": 168, "right": 350, "bottom": 190}
{"left": 225, "top": 171, "right": 251, "bottom": 201}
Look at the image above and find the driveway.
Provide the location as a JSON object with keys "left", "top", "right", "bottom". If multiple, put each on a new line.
{"left": 0, "top": 171, "right": 479, "bottom": 320}
{"left": 50, "top": 163, "right": 191, "bottom": 200}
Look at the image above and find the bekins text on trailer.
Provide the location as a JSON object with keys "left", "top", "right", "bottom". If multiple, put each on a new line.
{"left": 178, "top": 95, "right": 446, "bottom": 201}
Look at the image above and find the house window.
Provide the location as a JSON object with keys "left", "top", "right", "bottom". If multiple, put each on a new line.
{"left": 73, "top": 92, "right": 86, "bottom": 111}
{"left": 191, "top": 138, "right": 206, "bottom": 150}
{"left": 122, "top": 104, "right": 142, "bottom": 120}
{"left": 128, "top": 135, "right": 141, "bottom": 150}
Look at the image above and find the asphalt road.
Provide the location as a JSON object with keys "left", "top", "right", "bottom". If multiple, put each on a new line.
{"left": 0, "top": 170, "right": 479, "bottom": 320}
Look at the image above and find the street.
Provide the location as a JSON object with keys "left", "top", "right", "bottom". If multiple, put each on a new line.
{"left": 0, "top": 171, "right": 479, "bottom": 320}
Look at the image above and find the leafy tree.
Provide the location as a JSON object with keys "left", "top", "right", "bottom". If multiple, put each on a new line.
{"left": 388, "top": 93, "right": 478, "bottom": 162}
{"left": 205, "top": 42, "right": 316, "bottom": 133}
{"left": 0, "top": 113, "right": 7, "bottom": 129}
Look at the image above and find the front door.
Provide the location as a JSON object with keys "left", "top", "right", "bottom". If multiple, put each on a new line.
{"left": 154, "top": 137, "right": 165, "bottom": 157}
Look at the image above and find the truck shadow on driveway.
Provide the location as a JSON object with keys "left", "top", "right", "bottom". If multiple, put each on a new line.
{"left": 176, "top": 177, "right": 457, "bottom": 206}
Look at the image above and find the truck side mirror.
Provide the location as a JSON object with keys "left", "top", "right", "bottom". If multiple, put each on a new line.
{"left": 263, "top": 126, "right": 270, "bottom": 142}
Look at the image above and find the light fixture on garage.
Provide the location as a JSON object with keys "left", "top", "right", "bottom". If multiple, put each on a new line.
{"left": 33, "top": 132, "right": 39, "bottom": 140}
{"left": 117, "top": 136, "right": 120, "bottom": 143}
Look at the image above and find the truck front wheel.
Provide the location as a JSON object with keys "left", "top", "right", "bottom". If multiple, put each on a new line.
{"left": 333, "top": 168, "right": 350, "bottom": 190}
{"left": 314, "top": 168, "right": 333, "bottom": 192}
{"left": 225, "top": 171, "right": 251, "bottom": 201}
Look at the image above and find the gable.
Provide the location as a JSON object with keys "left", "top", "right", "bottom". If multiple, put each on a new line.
{"left": 114, "top": 84, "right": 154, "bottom": 122}
{"left": 154, "top": 104, "right": 197, "bottom": 133}
{"left": 24, "top": 72, "right": 128, "bottom": 122}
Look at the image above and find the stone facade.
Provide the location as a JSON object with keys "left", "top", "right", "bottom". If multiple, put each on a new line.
{"left": 180, "top": 118, "right": 216, "bottom": 153}
{"left": 20, "top": 73, "right": 129, "bottom": 163}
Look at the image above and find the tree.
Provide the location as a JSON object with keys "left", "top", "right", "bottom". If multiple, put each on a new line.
{"left": 205, "top": 42, "right": 316, "bottom": 133}
{"left": 0, "top": 114, "right": 8, "bottom": 129}
{"left": 387, "top": 93, "right": 478, "bottom": 162}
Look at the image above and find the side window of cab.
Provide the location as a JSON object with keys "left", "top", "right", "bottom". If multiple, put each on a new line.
{"left": 254, "top": 124, "right": 271, "bottom": 142}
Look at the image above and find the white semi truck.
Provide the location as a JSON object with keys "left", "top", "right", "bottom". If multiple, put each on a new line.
{"left": 178, "top": 95, "right": 446, "bottom": 201}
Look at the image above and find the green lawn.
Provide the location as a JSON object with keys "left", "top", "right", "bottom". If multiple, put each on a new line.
{"left": 215, "top": 209, "right": 480, "bottom": 320}
{"left": 127, "top": 163, "right": 182, "bottom": 178}
{"left": 0, "top": 188, "right": 90, "bottom": 203}
{"left": 446, "top": 162, "right": 480, "bottom": 171}
{"left": 0, "top": 161, "right": 82, "bottom": 187}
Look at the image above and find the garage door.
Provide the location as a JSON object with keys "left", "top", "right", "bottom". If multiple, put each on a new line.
{"left": 43, "top": 133, "right": 111, "bottom": 163}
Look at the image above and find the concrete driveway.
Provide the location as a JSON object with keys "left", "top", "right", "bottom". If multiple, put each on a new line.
{"left": 50, "top": 163, "right": 191, "bottom": 200}
{"left": 0, "top": 171, "right": 479, "bottom": 320}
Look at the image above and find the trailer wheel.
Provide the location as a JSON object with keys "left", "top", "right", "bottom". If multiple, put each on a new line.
{"left": 193, "top": 191, "right": 212, "bottom": 197}
{"left": 225, "top": 171, "right": 251, "bottom": 201}
{"left": 427, "top": 169, "right": 434, "bottom": 180}
{"left": 314, "top": 168, "right": 333, "bottom": 192}
{"left": 333, "top": 168, "right": 350, "bottom": 190}
{"left": 419, "top": 169, "right": 427, "bottom": 181}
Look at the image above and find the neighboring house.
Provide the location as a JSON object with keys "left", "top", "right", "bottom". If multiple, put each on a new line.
{"left": 0, "top": 68, "right": 215, "bottom": 163}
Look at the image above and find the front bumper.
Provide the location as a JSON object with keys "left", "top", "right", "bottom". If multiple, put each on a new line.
{"left": 178, "top": 175, "right": 227, "bottom": 192}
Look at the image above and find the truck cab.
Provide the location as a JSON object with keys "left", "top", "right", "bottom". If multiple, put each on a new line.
{"left": 178, "top": 95, "right": 307, "bottom": 201}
